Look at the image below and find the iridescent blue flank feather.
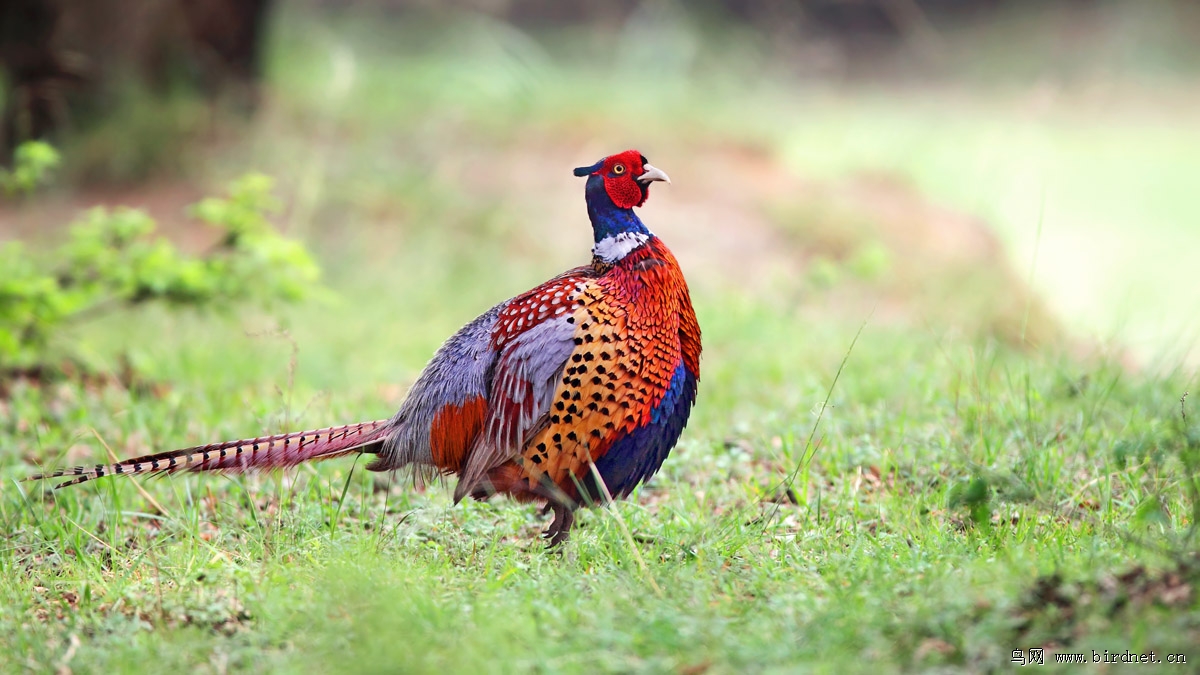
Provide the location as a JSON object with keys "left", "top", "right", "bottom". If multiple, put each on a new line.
{"left": 588, "top": 362, "right": 698, "bottom": 500}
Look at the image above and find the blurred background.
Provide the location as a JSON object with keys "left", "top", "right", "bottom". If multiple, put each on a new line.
{"left": 2, "top": 0, "right": 1198, "bottom": 387}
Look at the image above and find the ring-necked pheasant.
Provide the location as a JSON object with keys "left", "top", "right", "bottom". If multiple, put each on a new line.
{"left": 27, "top": 149, "right": 702, "bottom": 545}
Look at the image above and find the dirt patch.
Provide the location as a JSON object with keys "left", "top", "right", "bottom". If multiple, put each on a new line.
{"left": 3, "top": 134, "right": 1064, "bottom": 347}
{"left": 794, "top": 171, "right": 1062, "bottom": 346}
{"left": 0, "top": 181, "right": 208, "bottom": 247}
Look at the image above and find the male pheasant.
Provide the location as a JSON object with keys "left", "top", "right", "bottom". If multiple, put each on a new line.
{"left": 27, "top": 149, "right": 702, "bottom": 545}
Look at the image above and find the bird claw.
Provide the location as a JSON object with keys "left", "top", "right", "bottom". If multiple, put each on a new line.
{"left": 541, "top": 503, "right": 575, "bottom": 548}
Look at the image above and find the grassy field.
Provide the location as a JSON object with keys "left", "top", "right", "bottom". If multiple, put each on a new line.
{"left": 3, "top": 5, "right": 1200, "bottom": 672}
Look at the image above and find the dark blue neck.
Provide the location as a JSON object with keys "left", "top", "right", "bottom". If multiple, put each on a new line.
{"left": 585, "top": 175, "right": 651, "bottom": 243}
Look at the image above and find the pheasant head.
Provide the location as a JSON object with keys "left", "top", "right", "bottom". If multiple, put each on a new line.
{"left": 574, "top": 149, "right": 670, "bottom": 261}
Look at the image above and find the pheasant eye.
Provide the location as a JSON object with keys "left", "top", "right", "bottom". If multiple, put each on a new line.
{"left": 612, "top": 164, "right": 625, "bottom": 175}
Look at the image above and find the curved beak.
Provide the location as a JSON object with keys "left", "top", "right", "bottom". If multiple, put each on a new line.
{"left": 637, "top": 164, "right": 671, "bottom": 184}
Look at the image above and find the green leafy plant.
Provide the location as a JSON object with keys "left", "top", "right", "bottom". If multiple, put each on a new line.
{"left": 0, "top": 171, "right": 320, "bottom": 377}
{"left": 0, "top": 141, "right": 60, "bottom": 197}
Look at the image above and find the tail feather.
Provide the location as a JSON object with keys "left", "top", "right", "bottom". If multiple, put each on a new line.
{"left": 26, "top": 421, "right": 391, "bottom": 489}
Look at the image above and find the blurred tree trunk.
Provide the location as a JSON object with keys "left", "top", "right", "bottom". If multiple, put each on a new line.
{"left": 0, "top": 0, "right": 273, "bottom": 163}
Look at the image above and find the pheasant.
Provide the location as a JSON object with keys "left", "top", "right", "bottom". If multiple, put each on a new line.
{"left": 27, "top": 149, "right": 702, "bottom": 546}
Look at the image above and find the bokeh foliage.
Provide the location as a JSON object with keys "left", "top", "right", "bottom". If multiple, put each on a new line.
{"left": 0, "top": 152, "right": 318, "bottom": 375}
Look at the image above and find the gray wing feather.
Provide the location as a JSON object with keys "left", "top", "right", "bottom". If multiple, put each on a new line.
{"left": 453, "top": 313, "right": 577, "bottom": 501}
{"left": 370, "top": 304, "right": 503, "bottom": 472}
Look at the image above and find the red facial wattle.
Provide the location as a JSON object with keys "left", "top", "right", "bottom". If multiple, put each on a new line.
{"left": 600, "top": 150, "right": 650, "bottom": 209}
{"left": 604, "top": 172, "right": 646, "bottom": 209}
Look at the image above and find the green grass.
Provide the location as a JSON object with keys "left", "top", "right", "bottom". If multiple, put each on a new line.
{"left": 3, "top": 307, "right": 1197, "bottom": 672}
{"left": 3, "top": 5, "right": 1200, "bottom": 672}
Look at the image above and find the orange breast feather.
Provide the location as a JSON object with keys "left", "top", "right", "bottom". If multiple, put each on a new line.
{"left": 517, "top": 247, "right": 686, "bottom": 497}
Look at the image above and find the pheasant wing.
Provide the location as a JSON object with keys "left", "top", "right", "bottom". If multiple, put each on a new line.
{"left": 454, "top": 271, "right": 595, "bottom": 501}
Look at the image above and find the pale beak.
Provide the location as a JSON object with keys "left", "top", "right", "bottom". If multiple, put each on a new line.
{"left": 637, "top": 164, "right": 671, "bottom": 184}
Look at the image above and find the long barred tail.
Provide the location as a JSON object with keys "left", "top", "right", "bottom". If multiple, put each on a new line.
{"left": 26, "top": 421, "right": 392, "bottom": 489}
